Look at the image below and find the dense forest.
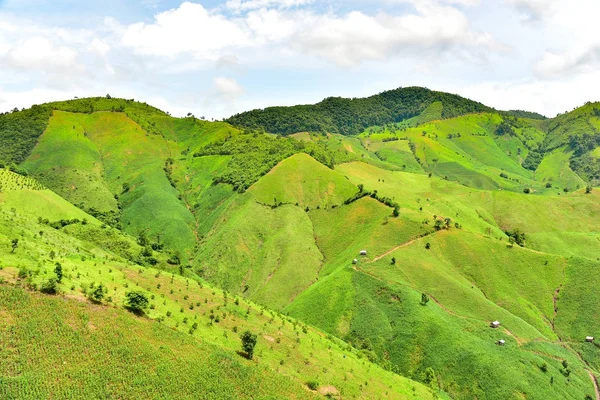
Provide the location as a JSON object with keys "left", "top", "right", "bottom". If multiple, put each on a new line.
{"left": 0, "top": 105, "right": 53, "bottom": 165}
{"left": 226, "top": 87, "right": 493, "bottom": 136}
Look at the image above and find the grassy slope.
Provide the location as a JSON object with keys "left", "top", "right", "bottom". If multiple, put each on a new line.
{"left": 23, "top": 111, "right": 196, "bottom": 256}
{"left": 286, "top": 160, "right": 600, "bottom": 399}
{"left": 0, "top": 169, "right": 436, "bottom": 400}
{"left": 8, "top": 97, "right": 600, "bottom": 399}
{"left": 248, "top": 153, "right": 357, "bottom": 208}
{"left": 359, "top": 112, "right": 550, "bottom": 193}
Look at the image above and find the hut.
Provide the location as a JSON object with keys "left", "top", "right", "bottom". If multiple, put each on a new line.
{"left": 359, "top": 250, "right": 367, "bottom": 256}
{"left": 586, "top": 336, "right": 594, "bottom": 343}
{"left": 497, "top": 339, "right": 506, "bottom": 346}
{"left": 352, "top": 259, "right": 358, "bottom": 265}
{"left": 490, "top": 321, "right": 501, "bottom": 329}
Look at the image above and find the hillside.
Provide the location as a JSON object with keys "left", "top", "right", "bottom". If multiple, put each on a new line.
{"left": 0, "top": 168, "right": 436, "bottom": 399}
{"left": 226, "top": 87, "right": 494, "bottom": 136}
{"left": 3, "top": 93, "right": 600, "bottom": 399}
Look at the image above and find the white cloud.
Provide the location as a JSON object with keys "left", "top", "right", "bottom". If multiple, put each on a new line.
{"left": 121, "top": 2, "right": 250, "bottom": 58}
{"left": 3, "top": 36, "right": 78, "bottom": 70}
{"left": 226, "top": 0, "right": 313, "bottom": 12}
{"left": 457, "top": 69, "right": 600, "bottom": 117}
{"left": 292, "top": 5, "right": 495, "bottom": 66}
{"left": 89, "top": 38, "right": 110, "bottom": 57}
{"left": 213, "top": 76, "right": 245, "bottom": 99}
{"left": 117, "top": 1, "right": 496, "bottom": 67}
{"left": 505, "top": 0, "right": 554, "bottom": 21}
{"left": 535, "top": 47, "right": 600, "bottom": 78}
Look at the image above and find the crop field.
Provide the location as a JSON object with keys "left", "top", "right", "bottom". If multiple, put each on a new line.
{"left": 3, "top": 93, "right": 600, "bottom": 399}
{"left": 0, "top": 168, "right": 435, "bottom": 400}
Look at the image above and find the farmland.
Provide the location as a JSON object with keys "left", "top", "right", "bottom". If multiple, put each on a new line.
{"left": 2, "top": 90, "right": 600, "bottom": 398}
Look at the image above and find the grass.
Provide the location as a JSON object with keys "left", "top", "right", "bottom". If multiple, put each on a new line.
{"left": 249, "top": 153, "right": 358, "bottom": 208}
{"left": 23, "top": 110, "right": 197, "bottom": 256}
{"left": 0, "top": 168, "right": 437, "bottom": 400}
{"left": 8, "top": 96, "right": 600, "bottom": 399}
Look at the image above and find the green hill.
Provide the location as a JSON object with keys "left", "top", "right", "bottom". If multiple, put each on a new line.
{"left": 4, "top": 92, "right": 600, "bottom": 399}
{"left": 0, "top": 168, "right": 436, "bottom": 399}
{"left": 226, "top": 87, "right": 494, "bottom": 136}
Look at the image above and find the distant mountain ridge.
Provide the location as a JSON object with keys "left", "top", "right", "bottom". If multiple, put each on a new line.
{"left": 226, "top": 86, "right": 495, "bottom": 136}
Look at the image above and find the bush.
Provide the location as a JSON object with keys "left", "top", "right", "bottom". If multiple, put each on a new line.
{"left": 40, "top": 278, "right": 58, "bottom": 294}
{"left": 306, "top": 380, "right": 319, "bottom": 391}
{"left": 124, "top": 291, "right": 149, "bottom": 313}
{"left": 240, "top": 330, "right": 258, "bottom": 360}
{"left": 87, "top": 284, "right": 106, "bottom": 303}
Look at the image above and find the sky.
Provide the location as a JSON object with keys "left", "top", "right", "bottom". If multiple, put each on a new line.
{"left": 0, "top": 0, "right": 598, "bottom": 119}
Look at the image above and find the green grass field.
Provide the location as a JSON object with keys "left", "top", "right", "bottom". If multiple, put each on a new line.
{"left": 4, "top": 94, "right": 600, "bottom": 399}
{"left": 0, "top": 168, "right": 436, "bottom": 400}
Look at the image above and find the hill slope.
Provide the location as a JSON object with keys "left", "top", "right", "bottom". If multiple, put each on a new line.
{"left": 0, "top": 168, "right": 437, "bottom": 399}
{"left": 226, "top": 87, "right": 494, "bottom": 136}
{"left": 5, "top": 93, "right": 600, "bottom": 399}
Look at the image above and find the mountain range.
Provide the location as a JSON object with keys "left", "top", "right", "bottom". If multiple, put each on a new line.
{"left": 2, "top": 87, "right": 600, "bottom": 399}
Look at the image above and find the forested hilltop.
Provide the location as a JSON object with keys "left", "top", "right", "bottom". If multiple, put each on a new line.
{"left": 226, "top": 86, "right": 493, "bottom": 135}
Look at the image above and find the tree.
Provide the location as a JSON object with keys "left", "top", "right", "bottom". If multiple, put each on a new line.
{"left": 40, "top": 278, "right": 58, "bottom": 294}
{"left": 586, "top": 184, "right": 593, "bottom": 194}
{"left": 391, "top": 257, "right": 396, "bottom": 265}
{"left": 421, "top": 293, "right": 430, "bottom": 306}
{"left": 425, "top": 242, "right": 431, "bottom": 250}
{"left": 54, "top": 262, "right": 63, "bottom": 283}
{"left": 124, "top": 291, "right": 149, "bottom": 314}
{"left": 424, "top": 367, "right": 436, "bottom": 386}
{"left": 11, "top": 238, "right": 18, "bottom": 253}
{"left": 88, "top": 284, "right": 106, "bottom": 303}
{"left": 240, "top": 330, "right": 258, "bottom": 360}
{"left": 393, "top": 206, "right": 400, "bottom": 217}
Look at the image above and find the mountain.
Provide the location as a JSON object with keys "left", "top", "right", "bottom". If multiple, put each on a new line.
{"left": 2, "top": 91, "right": 600, "bottom": 399}
{"left": 226, "top": 87, "right": 494, "bottom": 136}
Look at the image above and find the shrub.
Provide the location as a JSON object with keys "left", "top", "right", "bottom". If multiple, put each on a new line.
{"left": 87, "top": 284, "right": 106, "bottom": 303}
{"left": 40, "top": 278, "right": 58, "bottom": 294}
{"left": 124, "top": 291, "right": 149, "bottom": 314}
{"left": 306, "top": 380, "right": 319, "bottom": 391}
{"left": 240, "top": 330, "right": 258, "bottom": 360}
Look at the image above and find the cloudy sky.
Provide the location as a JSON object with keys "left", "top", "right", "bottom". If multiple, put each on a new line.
{"left": 0, "top": 0, "right": 598, "bottom": 118}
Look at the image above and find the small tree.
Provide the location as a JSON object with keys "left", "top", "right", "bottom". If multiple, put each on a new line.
{"left": 54, "top": 262, "right": 63, "bottom": 283}
{"left": 586, "top": 185, "right": 593, "bottom": 194}
{"left": 421, "top": 293, "right": 430, "bottom": 306}
{"left": 124, "top": 291, "right": 149, "bottom": 314}
{"left": 40, "top": 278, "right": 58, "bottom": 294}
{"left": 391, "top": 257, "right": 396, "bottom": 265}
{"left": 393, "top": 206, "right": 400, "bottom": 217}
{"left": 240, "top": 330, "right": 257, "bottom": 360}
{"left": 425, "top": 242, "right": 431, "bottom": 250}
{"left": 424, "top": 367, "right": 436, "bottom": 386}
{"left": 11, "top": 238, "right": 18, "bottom": 253}
{"left": 88, "top": 284, "right": 106, "bottom": 303}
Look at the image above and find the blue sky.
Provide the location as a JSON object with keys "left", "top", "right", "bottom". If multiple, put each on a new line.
{"left": 0, "top": 0, "right": 598, "bottom": 118}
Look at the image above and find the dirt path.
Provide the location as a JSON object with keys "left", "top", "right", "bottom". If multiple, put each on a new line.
{"left": 369, "top": 232, "right": 435, "bottom": 263}
{"left": 588, "top": 370, "right": 600, "bottom": 400}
